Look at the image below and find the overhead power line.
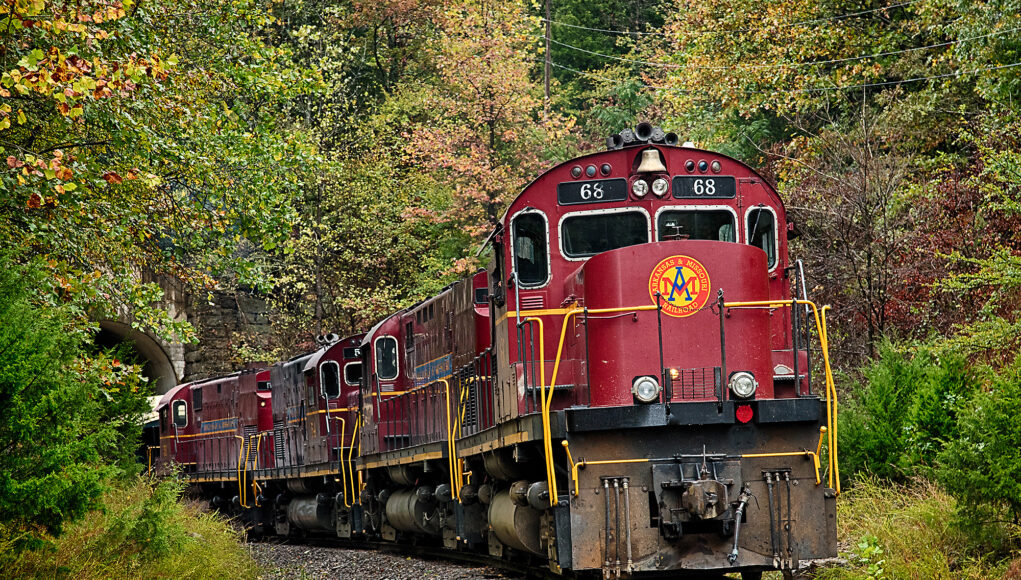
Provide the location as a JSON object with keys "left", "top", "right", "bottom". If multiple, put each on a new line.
{"left": 539, "top": 25, "right": 1021, "bottom": 72}
{"left": 541, "top": 0, "right": 926, "bottom": 38}
{"left": 545, "top": 58, "right": 1021, "bottom": 96}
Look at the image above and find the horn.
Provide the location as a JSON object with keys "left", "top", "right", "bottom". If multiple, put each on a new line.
{"left": 315, "top": 334, "right": 325, "bottom": 345}
{"left": 325, "top": 333, "right": 339, "bottom": 343}
{"left": 636, "top": 149, "right": 667, "bottom": 173}
{"left": 635, "top": 122, "right": 654, "bottom": 142}
{"left": 651, "top": 126, "right": 666, "bottom": 143}
{"left": 606, "top": 134, "right": 624, "bottom": 150}
{"left": 665, "top": 132, "right": 679, "bottom": 146}
{"left": 619, "top": 128, "right": 636, "bottom": 144}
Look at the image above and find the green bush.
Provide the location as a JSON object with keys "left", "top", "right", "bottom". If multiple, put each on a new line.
{"left": 938, "top": 357, "right": 1021, "bottom": 531}
{"left": 839, "top": 342, "right": 975, "bottom": 482}
{"left": 3, "top": 476, "right": 262, "bottom": 579}
{"left": 815, "top": 476, "right": 1011, "bottom": 580}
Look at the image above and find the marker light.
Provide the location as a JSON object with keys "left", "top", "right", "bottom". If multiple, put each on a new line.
{"left": 651, "top": 177, "right": 669, "bottom": 197}
{"left": 632, "top": 376, "right": 661, "bottom": 403}
{"left": 729, "top": 372, "right": 758, "bottom": 399}
{"left": 631, "top": 180, "right": 649, "bottom": 198}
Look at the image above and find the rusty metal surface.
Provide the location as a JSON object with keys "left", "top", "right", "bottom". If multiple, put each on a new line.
{"left": 564, "top": 421, "right": 836, "bottom": 575}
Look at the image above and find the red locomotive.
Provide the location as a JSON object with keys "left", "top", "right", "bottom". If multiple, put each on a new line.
{"left": 156, "top": 124, "right": 839, "bottom": 579}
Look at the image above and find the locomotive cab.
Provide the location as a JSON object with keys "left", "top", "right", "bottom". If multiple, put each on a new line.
{"left": 155, "top": 382, "right": 198, "bottom": 472}
{"left": 478, "top": 125, "right": 837, "bottom": 577}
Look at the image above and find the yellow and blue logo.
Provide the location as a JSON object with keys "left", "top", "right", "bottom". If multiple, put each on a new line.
{"left": 648, "top": 255, "right": 711, "bottom": 317}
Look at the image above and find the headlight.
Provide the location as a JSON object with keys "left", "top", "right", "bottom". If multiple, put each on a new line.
{"left": 631, "top": 179, "right": 649, "bottom": 198}
{"left": 729, "top": 372, "right": 757, "bottom": 399}
{"left": 651, "top": 177, "right": 669, "bottom": 197}
{"left": 632, "top": 376, "right": 661, "bottom": 403}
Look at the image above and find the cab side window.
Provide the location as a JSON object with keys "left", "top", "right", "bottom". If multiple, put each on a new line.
{"left": 512, "top": 213, "right": 549, "bottom": 287}
{"left": 747, "top": 208, "right": 777, "bottom": 268}
{"left": 344, "top": 362, "right": 363, "bottom": 386}
{"left": 321, "top": 361, "right": 341, "bottom": 399}
{"left": 375, "top": 336, "right": 399, "bottom": 380}
{"left": 172, "top": 400, "right": 188, "bottom": 428}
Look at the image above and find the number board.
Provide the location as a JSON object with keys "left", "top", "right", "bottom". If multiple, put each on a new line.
{"left": 672, "top": 176, "right": 737, "bottom": 199}
{"left": 557, "top": 178, "right": 628, "bottom": 205}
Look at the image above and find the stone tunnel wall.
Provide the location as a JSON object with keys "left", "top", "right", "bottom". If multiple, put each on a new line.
{"left": 182, "top": 289, "right": 273, "bottom": 383}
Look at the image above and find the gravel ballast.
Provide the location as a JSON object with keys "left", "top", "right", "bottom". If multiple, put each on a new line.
{"left": 249, "top": 542, "right": 523, "bottom": 579}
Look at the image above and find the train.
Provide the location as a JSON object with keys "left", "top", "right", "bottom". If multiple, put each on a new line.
{"left": 154, "top": 124, "right": 840, "bottom": 579}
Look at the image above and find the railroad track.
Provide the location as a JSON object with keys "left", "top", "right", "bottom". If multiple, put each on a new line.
{"left": 248, "top": 534, "right": 757, "bottom": 579}
{"left": 249, "top": 534, "right": 537, "bottom": 579}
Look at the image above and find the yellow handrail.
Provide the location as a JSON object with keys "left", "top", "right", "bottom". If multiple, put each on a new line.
{"left": 822, "top": 306, "right": 839, "bottom": 492}
{"left": 146, "top": 445, "right": 158, "bottom": 476}
{"left": 724, "top": 299, "right": 840, "bottom": 494}
{"left": 530, "top": 304, "right": 662, "bottom": 506}
{"left": 522, "top": 317, "right": 555, "bottom": 506}
{"left": 741, "top": 451, "right": 822, "bottom": 485}
{"left": 562, "top": 446, "right": 821, "bottom": 497}
{"left": 349, "top": 414, "right": 361, "bottom": 505}
{"left": 333, "top": 416, "right": 349, "bottom": 507}
{"left": 251, "top": 433, "right": 264, "bottom": 507}
{"left": 560, "top": 440, "right": 575, "bottom": 495}
{"left": 441, "top": 379, "right": 458, "bottom": 501}
{"left": 234, "top": 435, "right": 248, "bottom": 508}
{"left": 455, "top": 377, "right": 471, "bottom": 494}
{"left": 525, "top": 298, "right": 839, "bottom": 499}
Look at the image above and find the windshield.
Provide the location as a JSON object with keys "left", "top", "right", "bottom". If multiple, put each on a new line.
{"left": 657, "top": 210, "right": 735, "bottom": 242}
{"left": 561, "top": 211, "right": 648, "bottom": 258}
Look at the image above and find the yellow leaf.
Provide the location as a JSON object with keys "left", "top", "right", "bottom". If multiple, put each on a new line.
{"left": 16, "top": 109, "right": 25, "bottom": 125}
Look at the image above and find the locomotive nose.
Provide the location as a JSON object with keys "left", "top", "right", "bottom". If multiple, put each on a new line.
{"left": 566, "top": 240, "right": 773, "bottom": 407}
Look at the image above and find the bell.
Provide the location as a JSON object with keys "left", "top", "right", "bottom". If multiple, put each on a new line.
{"left": 636, "top": 149, "right": 667, "bottom": 173}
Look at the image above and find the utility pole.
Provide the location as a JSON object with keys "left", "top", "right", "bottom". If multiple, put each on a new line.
{"left": 544, "top": 0, "right": 551, "bottom": 122}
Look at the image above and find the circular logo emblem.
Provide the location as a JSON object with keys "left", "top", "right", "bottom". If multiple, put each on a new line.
{"left": 648, "top": 255, "right": 711, "bottom": 317}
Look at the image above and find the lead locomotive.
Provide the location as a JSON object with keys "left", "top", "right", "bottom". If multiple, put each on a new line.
{"left": 156, "top": 124, "right": 839, "bottom": 579}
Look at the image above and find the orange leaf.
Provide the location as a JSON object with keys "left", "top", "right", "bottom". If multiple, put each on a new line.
{"left": 102, "top": 171, "right": 123, "bottom": 184}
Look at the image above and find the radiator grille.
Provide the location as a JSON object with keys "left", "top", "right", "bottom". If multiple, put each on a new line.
{"left": 273, "top": 420, "right": 285, "bottom": 463}
{"left": 520, "top": 295, "right": 544, "bottom": 310}
{"left": 668, "top": 367, "right": 720, "bottom": 401}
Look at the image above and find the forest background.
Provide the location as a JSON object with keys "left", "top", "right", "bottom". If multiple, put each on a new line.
{"left": 1, "top": 0, "right": 1020, "bottom": 576}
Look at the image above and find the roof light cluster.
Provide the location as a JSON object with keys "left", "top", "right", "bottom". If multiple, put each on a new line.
{"left": 685, "top": 159, "right": 723, "bottom": 174}
{"left": 606, "top": 122, "right": 679, "bottom": 150}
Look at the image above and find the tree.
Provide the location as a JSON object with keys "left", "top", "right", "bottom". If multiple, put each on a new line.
{"left": 406, "top": 0, "right": 565, "bottom": 247}
{"left": 0, "top": 0, "right": 317, "bottom": 344}
{"left": 777, "top": 108, "right": 914, "bottom": 364}
{"left": 938, "top": 357, "right": 1021, "bottom": 526}
{"left": 0, "top": 255, "right": 148, "bottom": 549}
